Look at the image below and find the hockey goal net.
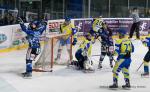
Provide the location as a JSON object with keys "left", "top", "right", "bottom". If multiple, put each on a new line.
{"left": 33, "top": 33, "right": 73, "bottom": 72}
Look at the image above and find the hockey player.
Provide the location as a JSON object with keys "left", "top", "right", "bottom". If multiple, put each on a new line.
{"left": 70, "top": 33, "right": 94, "bottom": 72}
{"left": 55, "top": 17, "right": 78, "bottom": 63}
{"left": 141, "top": 36, "right": 150, "bottom": 76}
{"left": 18, "top": 18, "right": 47, "bottom": 78}
{"left": 109, "top": 28, "right": 134, "bottom": 88}
{"left": 91, "top": 17, "right": 114, "bottom": 69}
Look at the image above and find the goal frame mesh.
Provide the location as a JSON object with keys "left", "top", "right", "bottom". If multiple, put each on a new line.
{"left": 32, "top": 33, "right": 73, "bottom": 72}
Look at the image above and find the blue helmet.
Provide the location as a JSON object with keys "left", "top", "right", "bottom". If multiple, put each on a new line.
{"left": 117, "top": 28, "right": 127, "bottom": 36}
{"left": 28, "top": 20, "right": 39, "bottom": 29}
{"left": 65, "top": 17, "right": 71, "bottom": 22}
{"left": 31, "top": 21, "right": 39, "bottom": 26}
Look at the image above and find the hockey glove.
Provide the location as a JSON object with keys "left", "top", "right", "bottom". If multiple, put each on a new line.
{"left": 18, "top": 17, "right": 24, "bottom": 24}
{"left": 113, "top": 51, "right": 118, "bottom": 56}
{"left": 108, "top": 46, "right": 114, "bottom": 54}
{"left": 41, "top": 20, "right": 47, "bottom": 26}
{"left": 141, "top": 39, "right": 147, "bottom": 47}
{"left": 72, "top": 38, "right": 77, "bottom": 45}
{"left": 72, "top": 28, "right": 78, "bottom": 35}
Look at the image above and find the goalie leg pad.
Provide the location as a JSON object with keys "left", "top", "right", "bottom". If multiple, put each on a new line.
{"left": 84, "top": 60, "right": 94, "bottom": 71}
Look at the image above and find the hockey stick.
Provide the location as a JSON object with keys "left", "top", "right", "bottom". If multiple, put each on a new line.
{"left": 91, "top": 54, "right": 117, "bottom": 63}
{"left": 136, "top": 62, "right": 144, "bottom": 72}
{"left": 92, "top": 54, "right": 101, "bottom": 57}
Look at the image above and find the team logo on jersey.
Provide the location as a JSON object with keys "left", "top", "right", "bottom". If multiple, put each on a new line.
{"left": 0, "top": 34, "right": 7, "bottom": 44}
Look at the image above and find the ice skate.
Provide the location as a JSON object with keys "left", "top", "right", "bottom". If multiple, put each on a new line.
{"left": 122, "top": 83, "right": 131, "bottom": 89}
{"left": 110, "top": 64, "right": 113, "bottom": 68}
{"left": 122, "top": 79, "right": 131, "bottom": 89}
{"left": 109, "top": 83, "right": 118, "bottom": 88}
{"left": 109, "top": 80, "right": 118, "bottom": 88}
{"left": 98, "top": 62, "right": 102, "bottom": 69}
{"left": 141, "top": 72, "right": 149, "bottom": 77}
{"left": 110, "top": 62, "right": 113, "bottom": 68}
{"left": 22, "top": 72, "right": 32, "bottom": 78}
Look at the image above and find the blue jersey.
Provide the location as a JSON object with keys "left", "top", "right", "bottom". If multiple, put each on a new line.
{"left": 143, "top": 37, "right": 150, "bottom": 47}
{"left": 98, "top": 28, "right": 113, "bottom": 46}
{"left": 20, "top": 23, "right": 46, "bottom": 48}
{"left": 90, "top": 19, "right": 113, "bottom": 46}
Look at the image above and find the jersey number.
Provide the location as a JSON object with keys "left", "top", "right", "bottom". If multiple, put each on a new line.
{"left": 124, "top": 43, "right": 131, "bottom": 52}
{"left": 96, "top": 20, "right": 103, "bottom": 26}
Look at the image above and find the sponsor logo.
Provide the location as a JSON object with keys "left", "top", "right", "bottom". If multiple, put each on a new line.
{"left": 0, "top": 34, "right": 7, "bottom": 44}
{"left": 49, "top": 22, "right": 63, "bottom": 29}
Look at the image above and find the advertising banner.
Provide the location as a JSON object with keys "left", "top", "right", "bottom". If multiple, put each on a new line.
{"left": 11, "top": 24, "right": 27, "bottom": 47}
{"left": 73, "top": 18, "right": 150, "bottom": 36}
{"left": 1, "top": 18, "right": 149, "bottom": 50}
{"left": 0, "top": 25, "right": 13, "bottom": 49}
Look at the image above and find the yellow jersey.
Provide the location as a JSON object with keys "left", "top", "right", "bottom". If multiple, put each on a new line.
{"left": 115, "top": 38, "right": 134, "bottom": 55}
{"left": 92, "top": 18, "right": 106, "bottom": 32}
{"left": 79, "top": 38, "right": 92, "bottom": 56}
{"left": 60, "top": 23, "right": 76, "bottom": 39}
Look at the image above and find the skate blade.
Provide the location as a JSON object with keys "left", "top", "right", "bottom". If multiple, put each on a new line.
{"left": 122, "top": 87, "right": 131, "bottom": 90}
{"left": 97, "top": 67, "right": 102, "bottom": 69}
{"left": 22, "top": 75, "right": 32, "bottom": 79}
{"left": 23, "top": 76, "right": 32, "bottom": 79}
{"left": 109, "top": 87, "right": 131, "bottom": 90}
{"left": 21, "top": 74, "right": 32, "bottom": 79}
{"left": 83, "top": 70, "right": 95, "bottom": 73}
{"left": 99, "top": 85, "right": 131, "bottom": 90}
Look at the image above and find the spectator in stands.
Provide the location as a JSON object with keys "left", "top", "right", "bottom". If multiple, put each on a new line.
{"left": 9, "top": 13, "right": 15, "bottom": 24}
{"left": 0, "top": 14, "right": 3, "bottom": 26}
{"left": 145, "top": 9, "right": 150, "bottom": 18}
{"left": 3, "top": 13, "right": 9, "bottom": 25}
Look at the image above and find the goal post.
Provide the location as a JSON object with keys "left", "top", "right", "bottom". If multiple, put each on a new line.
{"left": 33, "top": 33, "right": 73, "bottom": 72}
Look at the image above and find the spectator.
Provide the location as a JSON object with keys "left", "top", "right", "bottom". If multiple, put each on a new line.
{"left": 145, "top": 9, "right": 150, "bottom": 18}
{"left": 0, "top": 14, "right": 3, "bottom": 26}
{"left": 3, "top": 13, "right": 9, "bottom": 25}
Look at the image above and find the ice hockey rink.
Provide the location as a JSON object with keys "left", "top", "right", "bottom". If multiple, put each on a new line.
{"left": 0, "top": 40, "right": 149, "bottom": 92}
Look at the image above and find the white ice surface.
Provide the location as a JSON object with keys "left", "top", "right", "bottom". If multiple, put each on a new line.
{"left": 0, "top": 40, "right": 150, "bottom": 92}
